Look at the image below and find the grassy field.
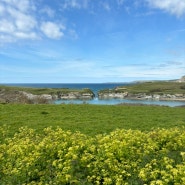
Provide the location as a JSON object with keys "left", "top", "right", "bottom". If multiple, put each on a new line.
{"left": 1, "top": 104, "right": 185, "bottom": 137}
{"left": 0, "top": 104, "right": 185, "bottom": 185}
{"left": 99, "top": 81, "right": 185, "bottom": 94}
{"left": 0, "top": 85, "right": 93, "bottom": 95}
{"left": 1, "top": 104, "right": 185, "bottom": 184}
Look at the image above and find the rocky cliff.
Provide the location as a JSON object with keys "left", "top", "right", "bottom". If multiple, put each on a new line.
{"left": 98, "top": 81, "right": 185, "bottom": 101}
{"left": 98, "top": 91, "right": 185, "bottom": 101}
{"left": 178, "top": 75, "right": 185, "bottom": 82}
{"left": 56, "top": 91, "right": 95, "bottom": 100}
{"left": 0, "top": 87, "right": 95, "bottom": 104}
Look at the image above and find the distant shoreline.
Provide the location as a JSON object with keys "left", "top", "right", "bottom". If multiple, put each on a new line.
{"left": 1, "top": 80, "right": 185, "bottom": 107}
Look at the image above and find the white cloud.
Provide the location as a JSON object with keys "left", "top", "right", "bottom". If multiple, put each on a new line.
{"left": 40, "top": 22, "right": 65, "bottom": 39}
{"left": 7, "top": 7, "right": 37, "bottom": 31}
{"left": 52, "top": 59, "right": 185, "bottom": 80}
{"left": 14, "top": 31, "right": 37, "bottom": 39}
{"left": 62, "top": 0, "right": 89, "bottom": 9}
{"left": 101, "top": 2, "right": 111, "bottom": 11}
{"left": 40, "top": 6, "right": 55, "bottom": 17}
{"left": 0, "top": 0, "right": 38, "bottom": 43}
{"left": 146, "top": 0, "right": 185, "bottom": 17}
{"left": 0, "top": 19, "right": 15, "bottom": 33}
{"left": 0, "top": 34, "right": 15, "bottom": 43}
{"left": 1, "top": 0, "right": 35, "bottom": 12}
{"left": 0, "top": 0, "right": 67, "bottom": 44}
{"left": 0, "top": 3, "right": 5, "bottom": 14}
{"left": 68, "top": 29, "right": 78, "bottom": 39}
{"left": 100, "top": 62, "right": 184, "bottom": 80}
{"left": 63, "top": 0, "right": 81, "bottom": 9}
{"left": 117, "top": 0, "right": 125, "bottom": 6}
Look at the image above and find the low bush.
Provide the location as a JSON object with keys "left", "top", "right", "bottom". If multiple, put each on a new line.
{"left": 0, "top": 126, "right": 185, "bottom": 184}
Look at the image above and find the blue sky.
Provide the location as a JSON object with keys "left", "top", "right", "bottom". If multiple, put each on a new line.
{"left": 0, "top": 0, "right": 185, "bottom": 83}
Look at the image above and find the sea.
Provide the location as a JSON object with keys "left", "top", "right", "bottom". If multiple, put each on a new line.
{"left": 3, "top": 83, "right": 185, "bottom": 107}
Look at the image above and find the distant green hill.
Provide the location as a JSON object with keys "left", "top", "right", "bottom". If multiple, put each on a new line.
{"left": 99, "top": 81, "right": 185, "bottom": 95}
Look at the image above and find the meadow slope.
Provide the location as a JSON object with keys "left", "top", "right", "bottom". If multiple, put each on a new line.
{"left": 1, "top": 104, "right": 185, "bottom": 137}
{"left": 1, "top": 104, "right": 185, "bottom": 184}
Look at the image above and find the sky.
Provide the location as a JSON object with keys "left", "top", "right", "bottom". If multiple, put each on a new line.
{"left": 0, "top": 0, "right": 185, "bottom": 83}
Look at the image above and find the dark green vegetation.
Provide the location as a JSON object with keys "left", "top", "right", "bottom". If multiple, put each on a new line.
{"left": 99, "top": 81, "right": 185, "bottom": 95}
{"left": 0, "top": 85, "right": 93, "bottom": 95}
{"left": 1, "top": 104, "right": 185, "bottom": 138}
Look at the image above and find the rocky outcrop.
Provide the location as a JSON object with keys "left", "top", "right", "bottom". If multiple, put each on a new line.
{"left": 98, "top": 82, "right": 185, "bottom": 101}
{"left": 177, "top": 75, "right": 185, "bottom": 83}
{"left": 21, "top": 92, "right": 53, "bottom": 100}
{"left": 126, "top": 93, "right": 185, "bottom": 101}
{"left": 0, "top": 88, "right": 95, "bottom": 104}
{"left": 0, "top": 90, "right": 53, "bottom": 104}
{"left": 98, "top": 91, "right": 185, "bottom": 101}
{"left": 98, "top": 87, "right": 128, "bottom": 99}
{"left": 98, "top": 92, "right": 128, "bottom": 99}
{"left": 57, "top": 92, "right": 94, "bottom": 100}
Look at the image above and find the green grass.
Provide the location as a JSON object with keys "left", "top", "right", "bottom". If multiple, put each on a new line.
{"left": 0, "top": 85, "right": 93, "bottom": 95}
{"left": 1, "top": 104, "right": 185, "bottom": 138}
{"left": 1, "top": 104, "right": 185, "bottom": 184}
{"left": 99, "top": 81, "right": 185, "bottom": 94}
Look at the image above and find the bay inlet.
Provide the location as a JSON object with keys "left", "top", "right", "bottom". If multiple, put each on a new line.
{"left": 4, "top": 83, "right": 185, "bottom": 107}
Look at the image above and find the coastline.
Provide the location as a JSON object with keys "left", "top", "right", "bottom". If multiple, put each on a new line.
{"left": 1, "top": 80, "right": 185, "bottom": 107}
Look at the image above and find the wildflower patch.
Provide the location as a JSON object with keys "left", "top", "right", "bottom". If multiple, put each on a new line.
{"left": 0, "top": 126, "right": 185, "bottom": 184}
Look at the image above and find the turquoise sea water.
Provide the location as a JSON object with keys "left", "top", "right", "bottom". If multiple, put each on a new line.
{"left": 55, "top": 98, "right": 185, "bottom": 107}
{"left": 3, "top": 83, "right": 185, "bottom": 107}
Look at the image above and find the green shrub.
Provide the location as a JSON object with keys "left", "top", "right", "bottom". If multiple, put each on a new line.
{"left": 0, "top": 127, "right": 185, "bottom": 184}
